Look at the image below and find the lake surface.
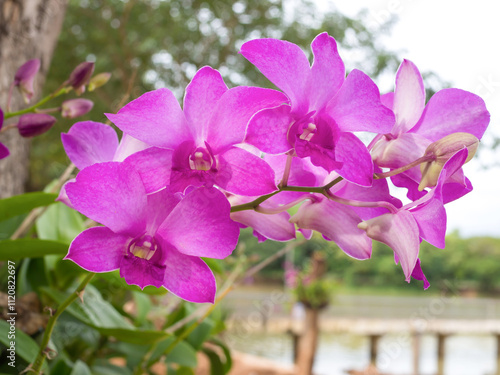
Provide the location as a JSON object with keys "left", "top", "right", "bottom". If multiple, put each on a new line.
{"left": 223, "top": 287, "right": 500, "bottom": 375}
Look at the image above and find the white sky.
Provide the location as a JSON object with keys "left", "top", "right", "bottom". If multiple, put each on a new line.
{"left": 316, "top": 0, "right": 500, "bottom": 237}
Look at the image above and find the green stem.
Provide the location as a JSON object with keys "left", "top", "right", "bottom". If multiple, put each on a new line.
{"left": 4, "top": 87, "right": 69, "bottom": 119}
{"left": 31, "top": 273, "right": 95, "bottom": 373}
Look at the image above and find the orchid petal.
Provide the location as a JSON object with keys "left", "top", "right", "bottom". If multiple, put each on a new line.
{"left": 0, "top": 143, "right": 9, "bottom": 159}
{"left": 61, "top": 121, "right": 119, "bottom": 170}
{"left": 231, "top": 209, "right": 296, "bottom": 242}
{"left": 411, "top": 259, "right": 430, "bottom": 290}
{"left": 245, "top": 104, "right": 293, "bottom": 154}
{"left": 161, "top": 243, "right": 216, "bottom": 303}
{"left": 410, "top": 88, "right": 490, "bottom": 141}
{"left": 411, "top": 198, "right": 447, "bottom": 249}
{"left": 106, "top": 88, "right": 190, "bottom": 148}
{"left": 56, "top": 180, "right": 74, "bottom": 208}
{"left": 392, "top": 59, "right": 426, "bottom": 134}
{"left": 65, "top": 162, "right": 147, "bottom": 237}
{"left": 184, "top": 66, "right": 228, "bottom": 143}
{"left": 359, "top": 211, "right": 419, "bottom": 281}
{"left": 334, "top": 132, "right": 373, "bottom": 187}
{"left": 309, "top": 32, "right": 345, "bottom": 109}
{"left": 381, "top": 92, "right": 394, "bottom": 110}
{"left": 158, "top": 187, "right": 239, "bottom": 259}
{"left": 207, "top": 86, "right": 287, "bottom": 153}
{"left": 123, "top": 147, "right": 173, "bottom": 194}
{"left": 65, "top": 227, "right": 128, "bottom": 272}
{"left": 326, "top": 69, "right": 395, "bottom": 133}
{"left": 216, "top": 147, "right": 278, "bottom": 196}
{"left": 120, "top": 254, "right": 165, "bottom": 289}
{"left": 291, "top": 198, "right": 372, "bottom": 260}
{"left": 145, "top": 189, "right": 182, "bottom": 235}
{"left": 240, "top": 38, "right": 311, "bottom": 112}
{"left": 113, "top": 134, "right": 150, "bottom": 162}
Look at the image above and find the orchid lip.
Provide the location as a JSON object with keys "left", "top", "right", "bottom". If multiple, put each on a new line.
{"left": 128, "top": 234, "right": 159, "bottom": 261}
{"left": 188, "top": 143, "right": 217, "bottom": 171}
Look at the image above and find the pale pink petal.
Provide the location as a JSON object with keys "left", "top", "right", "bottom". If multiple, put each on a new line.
{"left": 359, "top": 211, "right": 419, "bottom": 281}
{"left": 56, "top": 180, "right": 74, "bottom": 208}
{"left": 158, "top": 187, "right": 239, "bottom": 259}
{"left": 240, "top": 38, "right": 311, "bottom": 112}
{"left": 184, "top": 66, "right": 228, "bottom": 143}
{"left": 411, "top": 259, "right": 430, "bottom": 290}
{"left": 309, "top": 32, "right": 345, "bottom": 109}
{"left": 334, "top": 132, "right": 373, "bottom": 187}
{"left": 245, "top": 104, "right": 293, "bottom": 154}
{"left": 411, "top": 198, "right": 447, "bottom": 249}
{"left": 61, "top": 121, "right": 119, "bottom": 170}
{"left": 65, "top": 162, "right": 147, "bottom": 236}
{"left": 326, "top": 69, "right": 395, "bottom": 133}
{"left": 160, "top": 242, "right": 216, "bottom": 303}
{"left": 106, "top": 88, "right": 191, "bottom": 148}
{"left": 207, "top": 86, "right": 288, "bottom": 153}
{"left": 392, "top": 59, "right": 426, "bottom": 134}
{"left": 231, "top": 208, "right": 296, "bottom": 242}
{"left": 123, "top": 147, "right": 173, "bottom": 194}
{"left": 291, "top": 198, "right": 372, "bottom": 260}
{"left": 113, "top": 134, "right": 150, "bottom": 162}
{"left": 65, "top": 227, "right": 128, "bottom": 272}
{"left": 215, "top": 147, "right": 278, "bottom": 196}
{"left": 381, "top": 92, "right": 394, "bottom": 110}
{"left": 410, "top": 88, "right": 490, "bottom": 141}
{"left": 145, "top": 189, "right": 182, "bottom": 235}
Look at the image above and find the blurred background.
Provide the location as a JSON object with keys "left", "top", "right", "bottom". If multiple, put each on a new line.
{"left": 18, "top": 0, "right": 500, "bottom": 374}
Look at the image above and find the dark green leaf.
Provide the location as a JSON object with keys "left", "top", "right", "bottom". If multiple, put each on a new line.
{"left": 41, "top": 285, "right": 169, "bottom": 344}
{"left": 186, "top": 320, "right": 214, "bottom": 350}
{"left": 202, "top": 347, "right": 225, "bottom": 375}
{"left": 0, "top": 239, "right": 68, "bottom": 260}
{"left": 0, "top": 192, "right": 57, "bottom": 222}
{"left": 210, "top": 338, "right": 232, "bottom": 373}
{"left": 0, "top": 320, "right": 48, "bottom": 373}
{"left": 148, "top": 337, "right": 197, "bottom": 368}
{"left": 70, "top": 360, "right": 92, "bottom": 375}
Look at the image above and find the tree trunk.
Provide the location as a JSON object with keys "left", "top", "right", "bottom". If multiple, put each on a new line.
{"left": 295, "top": 307, "right": 320, "bottom": 375}
{"left": 0, "top": 0, "right": 68, "bottom": 198}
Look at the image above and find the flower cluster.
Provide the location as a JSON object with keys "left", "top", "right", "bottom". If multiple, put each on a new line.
{"left": 62, "top": 33, "right": 489, "bottom": 302}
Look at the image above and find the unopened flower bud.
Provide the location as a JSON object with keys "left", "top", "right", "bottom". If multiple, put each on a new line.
{"left": 88, "top": 72, "right": 111, "bottom": 91}
{"left": 61, "top": 99, "right": 94, "bottom": 119}
{"left": 18, "top": 113, "right": 56, "bottom": 138}
{"left": 419, "top": 132, "right": 478, "bottom": 191}
{"left": 14, "top": 59, "right": 41, "bottom": 103}
{"left": 67, "top": 62, "right": 95, "bottom": 93}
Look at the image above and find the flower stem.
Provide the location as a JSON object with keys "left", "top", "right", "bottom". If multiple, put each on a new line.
{"left": 4, "top": 87, "right": 69, "bottom": 119}
{"left": 374, "top": 155, "right": 433, "bottom": 179}
{"left": 278, "top": 153, "right": 294, "bottom": 188}
{"left": 31, "top": 273, "right": 95, "bottom": 373}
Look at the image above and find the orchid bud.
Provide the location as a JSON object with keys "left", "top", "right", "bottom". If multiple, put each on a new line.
{"left": 88, "top": 72, "right": 111, "bottom": 91}
{"left": 67, "top": 62, "right": 95, "bottom": 93}
{"left": 0, "top": 109, "right": 8, "bottom": 159}
{"left": 18, "top": 113, "right": 56, "bottom": 138}
{"left": 14, "top": 59, "right": 41, "bottom": 103}
{"left": 61, "top": 99, "right": 94, "bottom": 119}
{"left": 419, "top": 132, "right": 479, "bottom": 191}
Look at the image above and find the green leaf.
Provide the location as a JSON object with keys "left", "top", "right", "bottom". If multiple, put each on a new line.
{"left": 132, "top": 291, "right": 151, "bottom": 325}
{"left": 0, "top": 239, "right": 68, "bottom": 260}
{"left": 148, "top": 337, "right": 197, "bottom": 368}
{"left": 41, "top": 285, "right": 169, "bottom": 344}
{"left": 186, "top": 320, "right": 214, "bottom": 350}
{"left": 98, "top": 271, "right": 168, "bottom": 295}
{"left": 70, "top": 360, "right": 92, "bottom": 375}
{"left": 0, "top": 192, "right": 57, "bottom": 222}
{"left": 202, "top": 347, "right": 225, "bottom": 375}
{"left": 92, "top": 365, "right": 133, "bottom": 375}
{"left": 210, "top": 338, "right": 232, "bottom": 374}
{"left": 202, "top": 258, "right": 223, "bottom": 275}
{"left": 0, "top": 320, "right": 48, "bottom": 373}
{"left": 0, "top": 214, "right": 25, "bottom": 240}
{"left": 36, "top": 202, "right": 85, "bottom": 244}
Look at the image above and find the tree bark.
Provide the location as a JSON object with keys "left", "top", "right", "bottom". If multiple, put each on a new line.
{"left": 0, "top": 0, "right": 68, "bottom": 198}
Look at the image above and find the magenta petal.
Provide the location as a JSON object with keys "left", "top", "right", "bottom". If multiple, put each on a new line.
{"left": 411, "top": 198, "right": 447, "bottom": 249}
{"left": 411, "top": 259, "right": 430, "bottom": 290}
{"left": 0, "top": 142, "right": 9, "bottom": 159}
{"left": 65, "top": 162, "right": 147, "bottom": 236}
{"left": 56, "top": 180, "right": 74, "bottom": 208}
{"left": 106, "top": 88, "right": 190, "bottom": 148}
{"left": 334, "top": 132, "right": 373, "bottom": 187}
{"left": 291, "top": 198, "right": 372, "bottom": 260}
{"left": 123, "top": 147, "right": 173, "bottom": 194}
{"left": 207, "top": 86, "right": 288, "bottom": 153}
{"left": 113, "top": 134, "right": 150, "bottom": 162}
{"left": 184, "top": 66, "right": 228, "bottom": 143}
{"left": 231, "top": 208, "right": 296, "bottom": 242}
{"left": 158, "top": 187, "right": 239, "bottom": 259}
{"left": 245, "top": 104, "right": 293, "bottom": 154}
{"left": 61, "top": 121, "right": 119, "bottom": 170}
{"left": 360, "top": 211, "right": 419, "bottom": 281}
{"left": 381, "top": 92, "right": 394, "bottom": 110}
{"left": 392, "top": 59, "right": 426, "bottom": 133}
{"left": 309, "top": 32, "right": 345, "bottom": 109}
{"left": 326, "top": 69, "right": 395, "bottom": 133}
{"left": 410, "top": 88, "right": 490, "bottom": 141}
{"left": 65, "top": 227, "right": 128, "bottom": 272}
{"left": 161, "top": 244, "right": 216, "bottom": 303}
{"left": 240, "top": 38, "right": 311, "bottom": 112}
{"left": 216, "top": 147, "right": 278, "bottom": 196}
{"left": 120, "top": 254, "right": 165, "bottom": 289}
{"left": 145, "top": 189, "right": 182, "bottom": 235}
